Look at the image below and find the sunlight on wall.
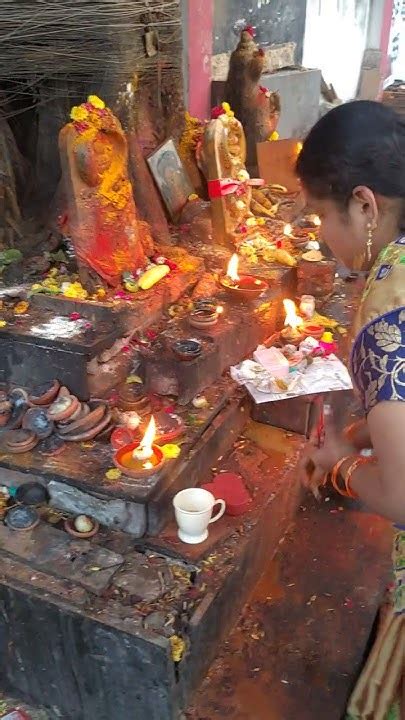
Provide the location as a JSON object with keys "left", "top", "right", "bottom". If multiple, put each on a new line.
{"left": 303, "top": 0, "right": 371, "bottom": 100}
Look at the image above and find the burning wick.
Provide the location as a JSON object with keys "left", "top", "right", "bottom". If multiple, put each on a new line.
{"left": 226, "top": 253, "right": 240, "bottom": 283}
{"left": 313, "top": 215, "right": 321, "bottom": 227}
{"left": 296, "top": 141, "right": 303, "bottom": 154}
{"left": 133, "top": 415, "right": 156, "bottom": 462}
{"left": 283, "top": 299, "right": 303, "bottom": 336}
{"left": 216, "top": 305, "right": 224, "bottom": 315}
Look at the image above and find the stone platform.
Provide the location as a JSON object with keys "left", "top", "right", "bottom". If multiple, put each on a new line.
{"left": 0, "top": 379, "right": 247, "bottom": 537}
{"left": 0, "top": 262, "right": 201, "bottom": 400}
{"left": 0, "top": 423, "right": 305, "bottom": 720}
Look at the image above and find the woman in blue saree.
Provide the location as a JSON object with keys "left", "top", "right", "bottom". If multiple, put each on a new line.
{"left": 296, "top": 101, "right": 404, "bottom": 720}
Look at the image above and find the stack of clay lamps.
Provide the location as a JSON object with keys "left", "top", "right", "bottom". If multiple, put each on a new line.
{"left": 0, "top": 381, "right": 113, "bottom": 454}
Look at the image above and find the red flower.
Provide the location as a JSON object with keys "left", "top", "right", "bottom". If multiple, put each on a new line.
{"left": 276, "top": 240, "right": 283, "bottom": 249}
{"left": 244, "top": 25, "right": 255, "bottom": 37}
{"left": 211, "top": 105, "right": 225, "bottom": 119}
{"left": 69, "top": 312, "right": 81, "bottom": 321}
{"left": 259, "top": 86, "right": 268, "bottom": 94}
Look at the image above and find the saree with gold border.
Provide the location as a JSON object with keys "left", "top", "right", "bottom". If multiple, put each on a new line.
{"left": 346, "top": 237, "right": 405, "bottom": 720}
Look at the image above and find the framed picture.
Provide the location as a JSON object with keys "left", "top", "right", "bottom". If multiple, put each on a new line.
{"left": 147, "top": 138, "right": 194, "bottom": 221}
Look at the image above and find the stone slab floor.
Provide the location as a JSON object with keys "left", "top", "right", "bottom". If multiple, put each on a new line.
{"left": 1, "top": 491, "right": 392, "bottom": 720}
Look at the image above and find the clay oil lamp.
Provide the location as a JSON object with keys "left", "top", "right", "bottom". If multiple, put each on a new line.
{"left": 3, "top": 429, "right": 38, "bottom": 454}
{"left": 64, "top": 514, "right": 99, "bottom": 539}
{"left": 29, "top": 379, "right": 60, "bottom": 406}
{"left": 47, "top": 395, "right": 80, "bottom": 423}
{"left": 56, "top": 400, "right": 111, "bottom": 442}
{"left": 143, "top": 409, "right": 185, "bottom": 444}
{"left": 111, "top": 412, "right": 141, "bottom": 450}
{"left": 189, "top": 298, "right": 222, "bottom": 330}
{"left": 23, "top": 407, "right": 54, "bottom": 439}
{"left": 220, "top": 254, "right": 268, "bottom": 301}
{"left": 280, "top": 299, "right": 306, "bottom": 345}
{"left": 5, "top": 505, "right": 40, "bottom": 532}
{"left": 172, "top": 338, "right": 202, "bottom": 361}
{"left": 302, "top": 322, "right": 325, "bottom": 340}
{"left": 114, "top": 415, "right": 165, "bottom": 479}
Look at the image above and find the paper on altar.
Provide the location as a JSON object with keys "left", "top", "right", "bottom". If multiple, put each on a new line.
{"left": 230, "top": 354, "right": 353, "bottom": 404}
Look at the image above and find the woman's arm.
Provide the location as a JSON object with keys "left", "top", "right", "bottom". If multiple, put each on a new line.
{"left": 344, "top": 418, "right": 372, "bottom": 450}
{"left": 348, "top": 401, "right": 405, "bottom": 525}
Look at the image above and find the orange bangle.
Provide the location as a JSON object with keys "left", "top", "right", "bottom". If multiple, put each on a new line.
{"left": 331, "top": 456, "right": 354, "bottom": 497}
{"left": 344, "top": 456, "right": 375, "bottom": 499}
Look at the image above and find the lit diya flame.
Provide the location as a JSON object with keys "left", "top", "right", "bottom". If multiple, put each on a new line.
{"left": 226, "top": 253, "right": 240, "bottom": 283}
{"left": 133, "top": 415, "right": 156, "bottom": 462}
{"left": 313, "top": 215, "right": 321, "bottom": 227}
{"left": 216, "top": 305, "right": 224, "bottom": 315}
{"left": 283, "top": 299, "right": 303, "bottom": 332}
{"left": 296, "top": 141, "right": 303, "bottom": 154}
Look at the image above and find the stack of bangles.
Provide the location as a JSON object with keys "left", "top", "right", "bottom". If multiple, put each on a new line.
{"left": 326, "top": 455, "right": 377, "bottom": 499}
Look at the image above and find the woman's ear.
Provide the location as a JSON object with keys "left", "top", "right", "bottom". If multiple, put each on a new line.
{"left": 352, "top": 185, "right": 378, "bottom": 227}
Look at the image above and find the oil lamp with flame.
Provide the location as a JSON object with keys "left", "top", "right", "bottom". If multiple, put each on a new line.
{"left": 220, "top": 254, "right": 268, "bottom": 301}
{"left": 281, "top": 299, "right": 306, "bottom": 344}
{"left": 113, "top": 415, "right": 165, "bottom": 479}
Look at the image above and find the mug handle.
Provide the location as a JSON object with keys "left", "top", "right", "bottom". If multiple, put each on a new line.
{"left": 209, "top": 499, "right": 226, "bottom": 524}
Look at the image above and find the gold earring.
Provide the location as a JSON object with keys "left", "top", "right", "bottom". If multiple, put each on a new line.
{"left": 366, "top": 223, "right": 373, "bottom": 263}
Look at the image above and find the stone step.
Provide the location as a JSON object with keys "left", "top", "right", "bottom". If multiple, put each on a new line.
{"left": 0, "top": 379, "right": 247, "bottom": 537}
{"left": 0, "top": 423, "right": 305, "bottom": 720}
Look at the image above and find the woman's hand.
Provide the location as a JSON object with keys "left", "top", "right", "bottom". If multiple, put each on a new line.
{"left": 299, "top": 417, "right": 354, "bottom": 496}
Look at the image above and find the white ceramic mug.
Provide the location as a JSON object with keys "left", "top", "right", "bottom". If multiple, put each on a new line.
{"left": 173, "top": 488, "right": 226, "bottom": 544}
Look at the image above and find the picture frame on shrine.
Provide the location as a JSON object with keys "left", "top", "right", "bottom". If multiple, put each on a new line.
{"left": 147, "top": 138, "right": 194, "bottom": 221}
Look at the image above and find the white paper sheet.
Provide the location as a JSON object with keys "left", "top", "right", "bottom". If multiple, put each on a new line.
{"left": 230, "top": 354, "right": 353, "bottom": 404}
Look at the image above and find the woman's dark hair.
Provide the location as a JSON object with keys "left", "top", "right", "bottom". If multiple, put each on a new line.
{"left": 296, "top": 101, "right": 405, "bottom": 213}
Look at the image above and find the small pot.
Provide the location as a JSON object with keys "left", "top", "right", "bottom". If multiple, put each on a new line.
{"left": 64, "top": 517, "right": 99, "bottom": 539}
{"left": 57, "top": 401, "right": 105, "bottom": 436}
{"left": 57, "top": 408, "right": 111, "bottom": 442}
{"left": 114, "top": 442, "right": 165, "bottom": 479}
{"left": 172, "top": 339, "right": 202, "bottom": 361}
{"left": 189, "top": 308, "right": 218, "bottom": 330}
{"left": 16, "top": 482, "right": 49, "bottom": 506}
{"left": 140, "top": 410, "right": 185, "bottom": 444}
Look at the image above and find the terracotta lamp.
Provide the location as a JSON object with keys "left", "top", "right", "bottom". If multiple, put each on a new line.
{"left": 114, "top": 415, "right": 165, "bottom": 479}
{"left": 220, "top": 254, "right": 268, "bottom": 301}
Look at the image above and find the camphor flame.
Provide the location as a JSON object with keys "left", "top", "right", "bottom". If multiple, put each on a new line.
{"left": 140, "top": 415, "right": 156, "bottom": 454}
{"left": 133, "top": 415, "right": 156, "bottom": 461}
{"left": 283, "top": 223, "right": 293, "bottom": 238}
{"left": 226, "top": 253, "right": 240, "bottom": 282}
{"left": 283, "top": 299, "right": 303, "bottom": 330}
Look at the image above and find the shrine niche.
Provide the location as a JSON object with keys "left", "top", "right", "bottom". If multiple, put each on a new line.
{"left": 59, "top": 96, "right": 152, "bottom": 289}
{"left": 224, "top": 27, "right": 280, "bottom": 173}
